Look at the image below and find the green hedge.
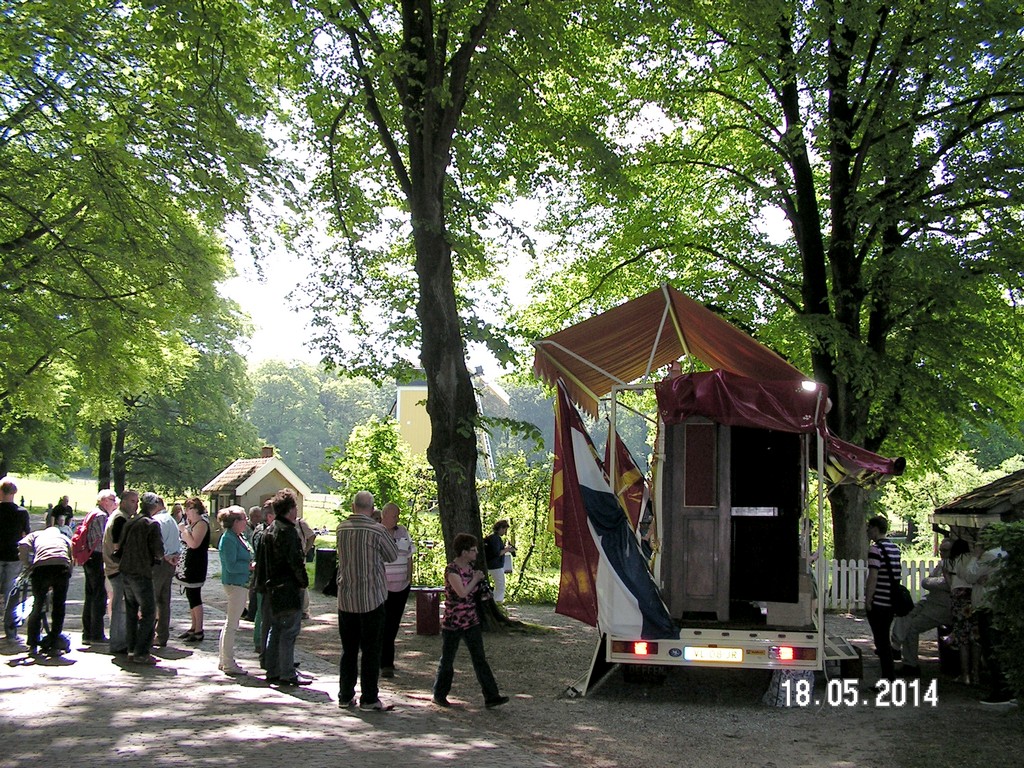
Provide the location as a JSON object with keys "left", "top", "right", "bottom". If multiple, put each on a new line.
{"left": 983, "top": 521, "right": 1024, "bottom": 698}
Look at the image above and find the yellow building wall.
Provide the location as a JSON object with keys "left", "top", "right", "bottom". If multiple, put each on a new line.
{"left": 397, "top": 384, "right": 431, "bottom": 457}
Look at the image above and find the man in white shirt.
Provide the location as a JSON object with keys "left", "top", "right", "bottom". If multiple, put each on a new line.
{"left": 892, "top": 537, "right": 953, "bottom": 677}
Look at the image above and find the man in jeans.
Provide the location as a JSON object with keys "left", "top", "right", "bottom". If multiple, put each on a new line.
{"left": 117, "top": 492, "right": 164, "bottom": 664}
{"left": 0, "top": 479, "right": 32, "bottom": 641}
{"left": 18, "top": 521, "right": 73, "bottom": 655}
{"left": 255, "top": 489, "right": 309, "bottom": 686}
{"left": 336, "top": 490, "right": 398, "bottom": 711}
{"left": 81, "top": 489, "right": 117, "bottom": 644}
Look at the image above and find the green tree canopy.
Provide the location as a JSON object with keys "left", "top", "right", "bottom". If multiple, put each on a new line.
{"left": 0, "top": 0, "right": 284, "bottom": 474}
{"left": 248, "top": 361, "right": 392, "bottom": 492}
{"left": 276, "top": 0, "right": 618, "bottom": 558}
{"left": 526, "top": 0, "right": 1024, "bottom": 558}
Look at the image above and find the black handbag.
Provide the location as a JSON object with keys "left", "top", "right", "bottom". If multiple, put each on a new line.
{"left": 877, "top": 542, "right": 913, "bottom": 616}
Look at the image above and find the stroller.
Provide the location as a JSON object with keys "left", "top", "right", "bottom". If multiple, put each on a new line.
{"left": 8, "top": 571, "right": 70, "bottom": 656}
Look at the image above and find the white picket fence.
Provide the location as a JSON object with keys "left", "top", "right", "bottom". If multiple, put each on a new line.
{"left": 824, "top": 558, "right": 941, "bottom": 611}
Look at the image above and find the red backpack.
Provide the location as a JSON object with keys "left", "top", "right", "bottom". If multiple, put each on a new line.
{"left": 71, "top": 511, "right": 100, "bottom": 565}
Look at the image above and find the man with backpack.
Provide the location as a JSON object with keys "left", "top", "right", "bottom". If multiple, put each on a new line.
{"left": 75, "top": 490, "right": 118, "bottom": 644}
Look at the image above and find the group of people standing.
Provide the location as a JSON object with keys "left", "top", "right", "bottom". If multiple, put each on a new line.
{"left": 327, "top": 490, "right": 508, "bottom": 710}
{"left": 1, "top": 482, "right": 214, "bottom": 662}
{"left": 3, "top": 478, "right": 511, "bottom": 710}
{"left": 866, "top": 515, "right": 1014, "bottom": 706}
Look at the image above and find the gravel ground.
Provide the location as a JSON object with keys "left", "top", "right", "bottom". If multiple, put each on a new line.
{"left": 208, "top": 586, "right": 1021, "bottom": 768}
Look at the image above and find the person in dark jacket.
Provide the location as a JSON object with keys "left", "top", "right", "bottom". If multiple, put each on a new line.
{"left": 51, "top": 495, "right": 74, "bottom": 530}
{"left": 254, "top": 489, "right": 309, "bottom": 686}
{"left": 1, "top": 479, "right": 32, "bottom": 640}
{"left": 118, "top": 492, "right": 164, "bottom": 665}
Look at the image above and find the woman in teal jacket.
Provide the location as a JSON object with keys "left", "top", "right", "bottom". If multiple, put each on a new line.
{"left": 217, "top": 506, "right": 254, "bottom": 675}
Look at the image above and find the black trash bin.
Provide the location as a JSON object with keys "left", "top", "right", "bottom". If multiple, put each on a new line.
{"left": 313, "top": 548, "right": 337, "bottom": 593}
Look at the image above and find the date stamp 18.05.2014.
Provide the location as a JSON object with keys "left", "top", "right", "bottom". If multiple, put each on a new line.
{"left": 781, "top": 677, "right": 939, "bottom": 708}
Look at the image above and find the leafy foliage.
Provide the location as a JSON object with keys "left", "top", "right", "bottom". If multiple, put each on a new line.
{"left": 247, "top": 362, "right": 393, "bottom": 491}
{"left": 982, "top": 521, "right": 1024, "bottom": 699}
{"left": 526, "top": 0, "right": 1024, "bottom": 557}
{"left": 480, "top": 451, "right": 561, "bottom": 603}
{"left": 325, "top": 416, "right": 415, "bottom": 509}
{"left": 0, "top": 0, "right": 285, "bottom": 477}
{"left": 118, "top": 322, "right": 260, "bottom": 496}
{"left": 881, "top": 453, "right": 1024, "bottom": 554}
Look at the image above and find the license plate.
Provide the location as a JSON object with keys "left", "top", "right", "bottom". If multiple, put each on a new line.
{"left": 684, "top": 646, "right": 743, "bottom": 663}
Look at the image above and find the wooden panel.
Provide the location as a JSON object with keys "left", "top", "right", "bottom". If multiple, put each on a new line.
{"left": 663, "top": 420, "right": 730, "bottom": 619}
{"left": 681, "top": 517, "right": 717, "bottom": 600}
{"left": 684, "top": 423, "right": 716, "bottom": 507}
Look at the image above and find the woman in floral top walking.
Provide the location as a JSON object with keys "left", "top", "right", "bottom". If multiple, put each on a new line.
{"left": 431, "top": 533, "right": 509, "bottom": 708}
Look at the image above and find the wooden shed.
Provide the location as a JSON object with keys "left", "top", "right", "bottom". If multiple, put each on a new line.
{"left": 201, "top": 446, "right": 312, "bottom": 520}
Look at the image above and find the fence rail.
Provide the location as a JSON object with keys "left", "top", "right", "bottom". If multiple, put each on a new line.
{"left": 824, "top": 558, "right": 940, "bottom": 611}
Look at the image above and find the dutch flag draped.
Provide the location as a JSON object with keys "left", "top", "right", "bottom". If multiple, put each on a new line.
{"left": 550, "top": 380, "right": 676, "bottom": 639}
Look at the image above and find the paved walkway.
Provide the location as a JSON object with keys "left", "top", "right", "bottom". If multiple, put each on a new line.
{"left": 0, "top": 561, "right": 554, "bottom": 768}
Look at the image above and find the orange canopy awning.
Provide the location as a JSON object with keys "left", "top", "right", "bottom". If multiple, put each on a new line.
{"left": 532, "top": 284, "right": 805, "bottom": 416}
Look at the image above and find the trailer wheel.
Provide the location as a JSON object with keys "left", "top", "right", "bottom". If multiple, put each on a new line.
{"left": 622, "top": 664, "right": 668, "bottom": 685}
{"left": 839, "top": 647, "right": 863, "bottom": 680}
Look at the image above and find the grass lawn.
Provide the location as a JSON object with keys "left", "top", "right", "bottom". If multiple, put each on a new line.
{"left": 2, "top": 474, "right": 100, "bottom": 516}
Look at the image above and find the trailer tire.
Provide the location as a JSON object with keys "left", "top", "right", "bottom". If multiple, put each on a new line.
{"left": 622, "top": 664, "right": 668, "bottom": 685}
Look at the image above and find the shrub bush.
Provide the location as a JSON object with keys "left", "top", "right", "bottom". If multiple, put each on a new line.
{"left": 982, "top": 520, "right": 1024, "bottom": 698}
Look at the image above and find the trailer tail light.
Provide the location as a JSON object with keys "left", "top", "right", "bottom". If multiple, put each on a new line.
{"left": 611, "top": 640, "right": 659, "bottom": 656}
{"left": 770, "top": 646, "right": 816, "bottom": 661}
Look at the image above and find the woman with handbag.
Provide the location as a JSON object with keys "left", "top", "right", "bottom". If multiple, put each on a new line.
{"left": 177, "top": 497, "right": 210, "bottom": 642}
{"left": 217, "top": 506, "right": 254, "bottom": 675}
{"left": 431, "top": 533, "right": 509, "bottom": 709}
{"left": 865, "top": 515, "right": 902, "bottom": 688}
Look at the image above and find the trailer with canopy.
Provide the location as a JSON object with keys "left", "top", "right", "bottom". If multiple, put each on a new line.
{"left": 534, "top": 285, "right": 904, "bottom": 694}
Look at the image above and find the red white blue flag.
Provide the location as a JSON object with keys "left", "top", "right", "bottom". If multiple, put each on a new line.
{"left": 550, "top": 380, "right": 676, "bottom": 638}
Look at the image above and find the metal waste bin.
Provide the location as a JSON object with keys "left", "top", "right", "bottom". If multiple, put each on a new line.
{"left": 313, "top": 548, "right": 337, "bottom": 593}
{"left": 412, "top": 587, "right": 444, "bottom": 635}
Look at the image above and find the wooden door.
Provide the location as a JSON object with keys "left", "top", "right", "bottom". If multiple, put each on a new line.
{"left": 663, "top": 419, "right": 731, "bottom": 620}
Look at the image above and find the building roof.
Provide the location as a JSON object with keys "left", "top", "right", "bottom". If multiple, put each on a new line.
{"left": 202, "top": 458, "right": 270, "bottom": 494}
{"left": 933, "top": 467, "right": 1024, "bottom": 529}
{"left": 202, "top": 456, "right": 312, "bottom": 499}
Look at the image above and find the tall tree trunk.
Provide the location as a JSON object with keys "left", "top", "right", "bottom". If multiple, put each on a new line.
{"left": 831, "top": 485, "right": 869, "bottom": 561}
{"left": 97, "top": 424, "right": 113, "bottom": 490}
{"left": 412, "top": 208, "right": 485, "bottom": 561}
{"left": 113, "top": 421, "right": 127, "bottom": 494}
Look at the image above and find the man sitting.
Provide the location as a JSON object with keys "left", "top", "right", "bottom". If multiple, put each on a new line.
{"left": 892, "top": 537, "right": 953, "bottom": 678}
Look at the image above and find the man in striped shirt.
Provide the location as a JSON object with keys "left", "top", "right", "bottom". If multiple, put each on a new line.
{"left": 865, "top": 515, "right": 902, "bottom": 686}
{"left": 336, "top": 490, "right": 398, "bottom": 711}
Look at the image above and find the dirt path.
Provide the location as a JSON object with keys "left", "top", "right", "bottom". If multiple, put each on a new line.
{"left": 207, "top": 585, "right": 1020, "bottom": 768}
